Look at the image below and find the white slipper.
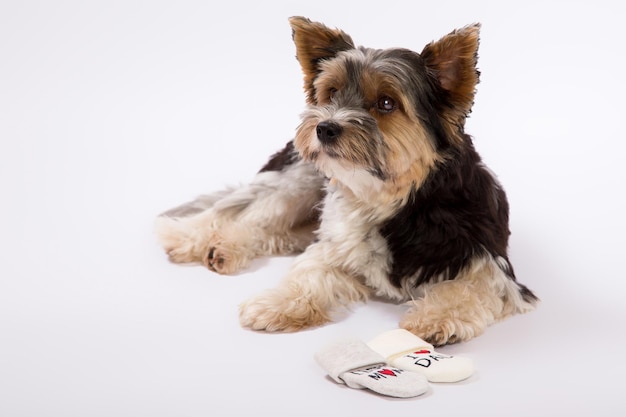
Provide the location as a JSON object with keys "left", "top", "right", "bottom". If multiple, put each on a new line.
{"left": 367, "top": 329, "right": 474, "bottom": 383}
{"left": 314, "top": 337, "right": 429, "bottom": 398}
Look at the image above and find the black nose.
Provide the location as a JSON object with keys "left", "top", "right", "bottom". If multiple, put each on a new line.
{"left": 316, "top": 121, "right": 342, "bottom": 144}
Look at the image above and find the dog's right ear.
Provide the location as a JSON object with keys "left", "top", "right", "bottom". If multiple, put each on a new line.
{"left": 289, "top": 16, "right": 355, "bottom": 104}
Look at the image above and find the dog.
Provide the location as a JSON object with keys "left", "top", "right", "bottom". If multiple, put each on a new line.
{"left": 155, "top": 16, "right": 539, "bottom": 346}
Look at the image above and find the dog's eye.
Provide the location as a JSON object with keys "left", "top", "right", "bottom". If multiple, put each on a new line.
{"left": 320, "top": 88, "right": 337, "bottom": 104}
{"left": 376, "top": 96, "right": 396, "bottom": 113}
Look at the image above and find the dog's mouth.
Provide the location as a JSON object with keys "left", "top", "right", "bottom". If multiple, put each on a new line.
{"left": 321, "top": 146, "right": 342, "bottom": 159}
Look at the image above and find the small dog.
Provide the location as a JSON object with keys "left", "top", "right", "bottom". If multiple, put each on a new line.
{"left": 155, "top": 17, "right": 538, "bottom": 345}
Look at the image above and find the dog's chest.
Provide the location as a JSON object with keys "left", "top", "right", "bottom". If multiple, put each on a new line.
{"left": 319, "top": 186, "right": 386, "bottom": 244}
{"left": 316, "top": 185, "right": 404, "bottom": 298}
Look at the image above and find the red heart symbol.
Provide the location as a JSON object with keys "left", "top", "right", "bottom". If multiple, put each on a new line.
{"left": 378, "top": 368, "right": 396, "bottom": 376}
{"left": 414, "top": 349, "right": 431, "bottom": 354}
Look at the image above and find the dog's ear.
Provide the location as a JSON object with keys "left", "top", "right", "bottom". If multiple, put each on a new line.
{"left": 289, "top": 16, "right": 355, "bottom": 104}
{"left": 421, "top": 24, "right": 481, "bottom": 117}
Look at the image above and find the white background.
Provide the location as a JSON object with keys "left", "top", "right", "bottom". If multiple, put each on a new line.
{"left": 1, "top": 1, "right": 625, "bottom": 416}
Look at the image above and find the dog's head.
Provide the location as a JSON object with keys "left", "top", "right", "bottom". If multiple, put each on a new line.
{"left": 290, "top": 17, "right": 480, "bottom": 200}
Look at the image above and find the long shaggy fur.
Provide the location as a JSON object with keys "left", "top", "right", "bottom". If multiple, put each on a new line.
{"left": 155, "top": 17, "right": 538, "bottom": 345}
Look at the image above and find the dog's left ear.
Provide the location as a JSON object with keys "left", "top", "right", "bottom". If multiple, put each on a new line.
{"left": 421, "top": 24, "right": 481, "bottom": 117}
{"left": 289, "top": 16, "right": 355, "bottom": 104}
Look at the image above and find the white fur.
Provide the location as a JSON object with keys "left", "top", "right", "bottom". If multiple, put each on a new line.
{"left": 155, "top": 160, "right": 324, "bottom": 273}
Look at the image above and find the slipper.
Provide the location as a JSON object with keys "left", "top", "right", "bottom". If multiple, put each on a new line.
{"left": 367, "top": 329, "right": 474, "bottom": 383}
{"left": 314, "top": 337, "right": 429, "bottom": 398}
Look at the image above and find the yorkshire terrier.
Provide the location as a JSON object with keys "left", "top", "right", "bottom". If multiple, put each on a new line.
{"left": 155, "top": 16, "right": 538, "bottom": 345}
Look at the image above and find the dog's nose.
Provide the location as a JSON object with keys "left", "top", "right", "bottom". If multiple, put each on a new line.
{"left": 316, "top": 121, "right": 343, "bottom": 144}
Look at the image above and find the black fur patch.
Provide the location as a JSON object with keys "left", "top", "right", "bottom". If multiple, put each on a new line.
{"left": 381, "top": 136, "right": 536, "bottom": 305}
{"left": 258, "top": 141, "right": 300, "bottom": 173}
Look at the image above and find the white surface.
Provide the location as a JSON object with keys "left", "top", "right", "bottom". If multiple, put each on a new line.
{"left": 1, "top": 1, "right": 625, "bottom": 416}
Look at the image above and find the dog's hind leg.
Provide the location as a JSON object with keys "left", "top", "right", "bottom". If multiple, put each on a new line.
{"left": 155, "top": 144, "right": 325, "bottom": 274}
{"left": 399, "top": 256, "right": 539, "bottom": 346}
{"left": 201, "top": 163, "right": 324, "bottom": 274}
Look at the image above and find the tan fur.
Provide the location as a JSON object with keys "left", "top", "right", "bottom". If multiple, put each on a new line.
{"left": 400, "top": 255, "right": 533, "bottom": 346}
{"left": 421, "top": 24, "right": 481, "bottom": 137}
{"left": 378, "top": 111, "right": 442, "bottom": 201}
{"left": 289, "top": 16, "right": 355, "bottom": 104}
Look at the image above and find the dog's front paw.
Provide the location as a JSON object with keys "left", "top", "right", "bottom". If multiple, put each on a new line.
{"left": 239, "top": 289, "right": 330, "bottom": 332}
{"left": 154, "top": 216, "right": 207, "bottom": 264}
{"left": 400, "top": 319, "right": 460, "bottom": 347}
{"left": 400, "top": 307, "right": 483, "bottom": 346}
